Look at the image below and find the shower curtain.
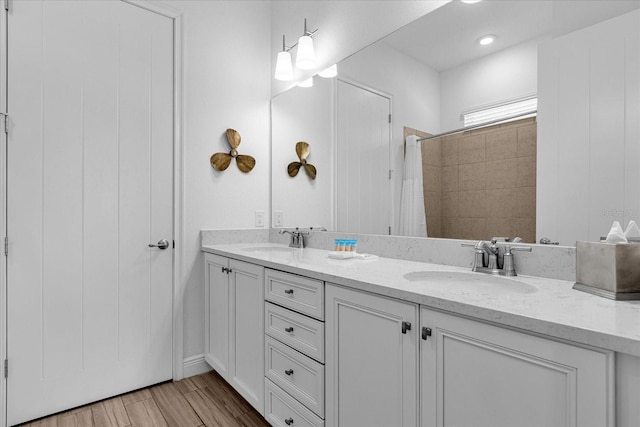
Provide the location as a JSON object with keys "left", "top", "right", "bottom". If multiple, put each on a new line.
{"left": 399, "top": 134, "right": 427, "bottom": 237}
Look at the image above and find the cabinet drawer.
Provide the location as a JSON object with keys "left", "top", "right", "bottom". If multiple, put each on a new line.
{"left": 265, "top": 336, "right": 325, "bottom": 418}
{"left": 265, "top": 302, "right": 325, "bottom": 362}
{"left": 265, "top": 269, "right": 324, "bottom": 320}
{"left": 265, "top": 379, "right": 324, "bottom": 427}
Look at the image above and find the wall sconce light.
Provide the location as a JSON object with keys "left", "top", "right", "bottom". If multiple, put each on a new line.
{"left": 274, "top": 18, "right": 319, "bottom": 81}
{"left": 275, "top": 35, "right": 294, "bottom": 81}
{"left": 296, "top": 19, "right": 317, "bottom": 70}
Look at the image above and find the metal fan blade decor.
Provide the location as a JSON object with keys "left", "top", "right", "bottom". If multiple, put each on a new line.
{"left": 288, "top": 141, "right": 316, "bottom": 180}
{"left": 210, "top": 128, "right": 256, "bottom": 173}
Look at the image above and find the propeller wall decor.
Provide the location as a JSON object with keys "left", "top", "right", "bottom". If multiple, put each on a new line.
{"left": 288, "top": 141, "right": 317, "bottom": 180}
{"left": 210, "top": 128, "right": 256, "bottom": 173}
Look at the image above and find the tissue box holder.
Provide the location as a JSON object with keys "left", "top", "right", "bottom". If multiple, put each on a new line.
{"left": 574, "top": 241, "right": 640, "bottom": 300}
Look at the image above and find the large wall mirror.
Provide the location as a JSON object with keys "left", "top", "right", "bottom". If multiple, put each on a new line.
{"left": 271, "top": 0, "right": 640, "bottom": 246}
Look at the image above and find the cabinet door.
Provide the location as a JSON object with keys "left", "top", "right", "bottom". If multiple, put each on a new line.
{"left": 204, "top": 253, "right": 229, "bottom": 377}
{"left": 420, "top": 307, "right": 614, "bottom": 427}
{"left": 326, "top": 284, "right": 419, "bottom": 427}
{"left": 229, "top": 259, "right": 265, "bottom": 415}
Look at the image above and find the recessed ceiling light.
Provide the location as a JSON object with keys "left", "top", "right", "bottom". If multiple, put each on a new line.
{"left": 461, "top": 0, "right": 482, "bottom": 3}
{"left": 477, "top": 34, "right": 496, "bottom": 46}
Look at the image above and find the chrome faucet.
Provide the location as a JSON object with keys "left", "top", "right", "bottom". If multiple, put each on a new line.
{"left": 462, "top": 237, "right": 532, "bottom": 276}
{"left": 279, "top": 227, "right": 309, "bottom": 248}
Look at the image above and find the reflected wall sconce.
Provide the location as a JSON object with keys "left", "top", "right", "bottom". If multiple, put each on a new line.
{"left": 318, "top": 64, "right": 337, "bottom": 78}
{"left": 274, "top": 18, "right": 318, "bottom": 81}
{"left": 298, "top": 77, "right": 314, "bottom": 88}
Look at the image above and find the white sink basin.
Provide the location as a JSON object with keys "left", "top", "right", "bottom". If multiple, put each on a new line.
{"left": 403, "top": 271, "right": 537, "bottom": 295}
{"left": 241, "top": 246, "right": 296, "bottom": 253}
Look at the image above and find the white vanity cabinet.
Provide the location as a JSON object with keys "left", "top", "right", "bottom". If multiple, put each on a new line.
{"left": 420, "top": 307, "right": 615, "bottom": 427}
{"left": 203, "top": 253, "right": 265, "bottom": 415}
{"left": 325, "top": 283, "right": 420, "bottom": 427}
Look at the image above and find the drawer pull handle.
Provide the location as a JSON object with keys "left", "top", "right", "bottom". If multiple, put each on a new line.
{"left": 285, "top": 369, "right": 294, "bottom": 376}
{"left": 284, "top": 289, "right": 294, "bottom": 295}
{"left": 285, "top": 418, "right": 294, "bottom": 425}
{"left": 285, "top": 326, "right": 294, "bottom": 333}
{"left": 422, "top": 326, "right": 432, "bottom": 340}
{"left": 401, "top": 321, "right": 412, "bottom": 334}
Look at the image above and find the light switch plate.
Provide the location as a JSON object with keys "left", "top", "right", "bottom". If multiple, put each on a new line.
{"left": 255, "top": 210, "right": 265, "bottom": 227}
{"left": 274, "top": 211, "right": 284, "bottom": 227}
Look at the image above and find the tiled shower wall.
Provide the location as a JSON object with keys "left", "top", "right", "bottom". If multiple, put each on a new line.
{"left": 422, "top": 117, "right": 537, "bottom": 242}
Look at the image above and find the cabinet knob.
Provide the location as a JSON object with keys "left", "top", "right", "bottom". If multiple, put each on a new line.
{"left": 422, "top": 326, "right": 432, "bottom": 340}
{"left": 285, "top": 369, "right": 294, "bottom": 376}
{"left": 285, "top": 326, "right": 294, "bottom": 333}
{"left": 284, "top": 289, "right": 294, "bottom": 295}
{"left": 401, "top": 321, "right": 412, "bottom": 334}
{"left": 285, "top": 418, "right": 294, "bottom": 425}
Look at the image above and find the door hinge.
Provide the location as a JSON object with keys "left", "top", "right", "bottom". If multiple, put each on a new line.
{"left": 388, "top": 114, "right": 391, "bottom": 124}
{"left": 4, "top": 237, "right": 7, "bottom": 256}
{"left": 388, "top": 226, "right": 391, "bottom": 235}
{"left": 4, "top": 359, "right": 7, "bottom": 378}
{"left": 1, "top": 113, "right": 7, "bottom": 134}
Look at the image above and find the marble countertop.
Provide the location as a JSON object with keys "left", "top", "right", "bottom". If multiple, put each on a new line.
{"left": 201, "top": 243, "right": 640, "bottom": 357}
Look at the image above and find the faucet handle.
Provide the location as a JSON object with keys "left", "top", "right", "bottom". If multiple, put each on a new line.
{"left": 502, "top": 245, "right": 531, "bottom": 276}
{"left": 504, "top": 245, "right": 532, "bottom": 255}
{"left": 461, "top": 242, "right": 487, "bottom": 270}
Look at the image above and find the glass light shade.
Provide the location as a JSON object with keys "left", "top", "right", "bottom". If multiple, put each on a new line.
{"left": 297, "top": 77, "right": 313, "bottom": 88}
{"left": 275, "top": 51, "right": 293, "bottom": 81}
{"left": 295, "top": 35, "right": 316, "bottom": 70}
{"left": 318, "top": 64, "right": 338, "bottom": 78}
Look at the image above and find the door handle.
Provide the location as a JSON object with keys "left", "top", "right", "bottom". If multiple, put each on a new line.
{"left": 148, "top": 239, "right": 170, "bottom": 250}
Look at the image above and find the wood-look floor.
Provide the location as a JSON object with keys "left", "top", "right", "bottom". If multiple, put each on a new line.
{"left": 19, "top": 371, "right": 270, "bottom": 427}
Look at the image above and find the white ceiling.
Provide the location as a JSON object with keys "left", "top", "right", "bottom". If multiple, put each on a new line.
{"left": 381, "top": 0, "right": 640, "bottom": 72}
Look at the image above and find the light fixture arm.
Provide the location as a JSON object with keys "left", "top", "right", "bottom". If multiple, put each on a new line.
{"left": 281, "top": 34, "right": 295, "bottom": 52}
{"left": 280, "top": 19, "right": 319, "bottom": 53}
{"left": 302, "top": 18, "right": 318, "bottom": 37}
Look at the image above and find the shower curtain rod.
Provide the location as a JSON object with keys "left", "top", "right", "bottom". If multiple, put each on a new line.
{"left": 416, "top": 110, "right": 537, "bottom": 142}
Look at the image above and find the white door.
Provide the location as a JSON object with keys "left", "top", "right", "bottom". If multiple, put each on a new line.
{"left": 336, "top": 80, "right": 391, "bottom": 235}
{"left": 6, "top": 1, "right": 174, "bottom": 424}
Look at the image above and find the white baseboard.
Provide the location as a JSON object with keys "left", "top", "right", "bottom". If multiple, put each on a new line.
{"left": 182, "top": 354, "right": 212, "bottom": 378}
